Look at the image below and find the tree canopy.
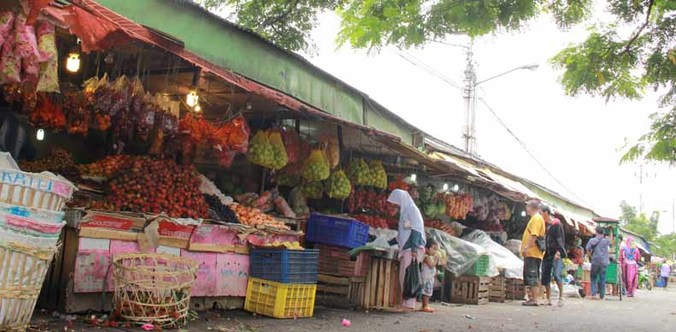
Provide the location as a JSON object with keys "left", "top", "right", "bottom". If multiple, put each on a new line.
{"left": 198, "top": 0, "right": 675, "bottom": 164}
{"left": 620, "top": 201, "right": 675, "bottom": 259}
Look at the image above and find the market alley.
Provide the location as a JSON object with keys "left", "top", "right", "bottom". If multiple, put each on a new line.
{"left": 33, "top": 288, "right": 676, "bottom": 332}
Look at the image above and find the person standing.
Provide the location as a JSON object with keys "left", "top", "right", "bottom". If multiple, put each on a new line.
{"left": 586, "top": 227, "right": 612, "bottom": 300}
{"left": 520, "top": 200, "right": 546, "bottom": 306}
{"left": 539, "top": 205, "right": 566, "bottom": 306}
{"left": 660, "top": 261, "right": 671, "bottom": 289}
{"left": 387, "top": 189, "right": 426, "bottom": 311}
{"left": 421, "top": 239, "right": 439, "bottom": 313}
{"left": 619, "top": 237, "right": 641, "bottom": 297}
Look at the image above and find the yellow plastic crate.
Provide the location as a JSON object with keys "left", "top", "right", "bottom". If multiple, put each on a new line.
{"left": 244, "top": 277, "right": 316, "bottom": 319}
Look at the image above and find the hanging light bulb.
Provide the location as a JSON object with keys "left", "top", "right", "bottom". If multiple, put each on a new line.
{"left": 452, "top": 184, "right": 460, "bottom": 192}
{"left": 186, "top": 91, "right": 199, "bottom": 107}
{"left": 410, "top": 174, "right": 417, "bottom": 183}
{"left": 442, "top": 183, "right": 449, "bottom": 191}
{"left": 194, "top": 104, "right": 202, "bottom": 113}
{"left": 36, "top": 129, "right": 45, "bottom": 141}
{"left": 521, "top": 211, "right": 527, "bottom": 217}
{"left": 66, "top": 53, "right": 80, "bottom": 72}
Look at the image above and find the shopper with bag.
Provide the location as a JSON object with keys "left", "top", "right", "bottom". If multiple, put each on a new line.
{"left": 520, "top": 200, "right": 546, "bottom": 306}
{"left": 388, "top": 189, "right": 426, "bottom": 311}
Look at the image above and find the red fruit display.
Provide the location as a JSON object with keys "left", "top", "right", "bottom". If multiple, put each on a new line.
{"left": 79, "top": 155, "right": 134, "bottom": 177}
{"left": 91, "top": 157, "right": 209, "bottom": 219}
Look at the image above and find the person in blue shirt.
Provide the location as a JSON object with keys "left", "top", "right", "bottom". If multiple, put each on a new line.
{"left": 586, "top": 227, "right": 612, "bottom": 300}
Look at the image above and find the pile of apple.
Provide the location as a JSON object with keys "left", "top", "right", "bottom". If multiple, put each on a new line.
{"left": 91, "top": 157, "right": 208, "bottom": 219}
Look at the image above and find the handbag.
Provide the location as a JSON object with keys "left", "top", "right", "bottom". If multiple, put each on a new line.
{"left": 536, "top": 236, "right": 547, "bottom": 252}
{"left": 402, "top": 257, "right": 423, "bottom": 299}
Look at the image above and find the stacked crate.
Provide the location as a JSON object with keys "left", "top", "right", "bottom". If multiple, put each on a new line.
{"left": 305, "top": 214, "right": 371, "bottom": 308}
{"left": 245, "top": 249, "right": 319, "bottom": 318}
{"left": 450, "top": 275, "right": 490, "bottom": 305}
{"left": 505, "top": 278, "right": 526, "bottom": 300}
{"left": 489, "top": 276, "right": 506, "bottom": 303}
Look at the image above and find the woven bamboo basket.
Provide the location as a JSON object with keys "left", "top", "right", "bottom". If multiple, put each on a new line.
{"left": 0, "top": 168, "right": 75, "bottom": 211}
{"left": 0, "top": 240, "right": 57, "bottom": 332}
{"left": 113, "top": 253, "right": 199, "bottom": 329}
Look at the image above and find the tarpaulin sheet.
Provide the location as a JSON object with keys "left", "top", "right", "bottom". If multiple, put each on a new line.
{"left": 426, "top": 228, "right": 487, "bottom": 278}
{"left": 461, "top": 229, "right": 524, "bottom": 279}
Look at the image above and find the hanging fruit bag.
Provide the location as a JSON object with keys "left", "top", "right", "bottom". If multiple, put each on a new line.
{"left": 302, "top": 146, "right": 330, "bottom": 181}
{"left": 268, "top": 129, "right": 289, "bottom": 170}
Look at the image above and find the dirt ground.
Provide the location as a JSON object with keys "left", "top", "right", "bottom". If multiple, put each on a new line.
{"left": 31, "top": 288, "right": 676, "bottom": 332}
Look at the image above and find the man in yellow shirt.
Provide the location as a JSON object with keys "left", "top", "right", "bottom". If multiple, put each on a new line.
{"left": 521, "top": 200, "right": 546, "bottom": 306}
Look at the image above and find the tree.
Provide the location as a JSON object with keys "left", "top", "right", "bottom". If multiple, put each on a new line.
{"left": 198, "top": 0, "right": 675, "bottom": 163}
{"left": 620, "top": 201, "right": 658, "bottom": 242}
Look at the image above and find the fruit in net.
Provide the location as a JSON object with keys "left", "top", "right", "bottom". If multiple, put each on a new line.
{"left": 326, "top": 170, "right": 352, "bottom": 200}
{"left": 247, "top": 130, "right": 274, "bottom": 168}
{"left": 302, "top": 148, "right": 330, "bottom": 181}
{"left": 302, "top": 181, "right": 324, "bottom": 199}
{"left": 348, "top": 159, "right": 372, "bottom": 186}
{"left": 268, "top": 129, "right": 289, "bottom": 170}
{"left": 369, "top": 160, "right": 387, "bottom": 189}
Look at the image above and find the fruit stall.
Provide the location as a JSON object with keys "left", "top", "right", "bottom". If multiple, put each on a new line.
{"left": 0, "top": 1, "right": 601, "bottom": 327}
{"left": 0, "top": 0, "right": 491, "bottom": 321}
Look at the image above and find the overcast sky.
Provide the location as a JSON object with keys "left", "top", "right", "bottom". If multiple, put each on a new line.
{"left": 294, "top": 10, "right": 676, "bottom": 234}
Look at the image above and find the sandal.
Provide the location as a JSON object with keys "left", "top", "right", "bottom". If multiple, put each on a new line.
{"left": 521, "top": 300, "right": 538, "bottom": 307}
{"left": 421, "top": 307, "right": 436, "bottom": 313}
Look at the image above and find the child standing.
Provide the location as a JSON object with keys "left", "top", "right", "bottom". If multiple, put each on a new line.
{"left": 422, "top": 239, "right": 439, "bottom": 313}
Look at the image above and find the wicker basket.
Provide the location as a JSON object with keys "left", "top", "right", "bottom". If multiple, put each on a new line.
{"left": 113, "top": 254, "right": 199, "bottom": 329}
{"left": 0, "top": 168, "right": 75, "bottom": 211}
{"left": 0, "top": 241, "right": 57, "bottom": 332}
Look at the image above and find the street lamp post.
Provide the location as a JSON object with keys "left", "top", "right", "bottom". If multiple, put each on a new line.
{"left": 462, "top": 49, "right": 538, "bottom": 155}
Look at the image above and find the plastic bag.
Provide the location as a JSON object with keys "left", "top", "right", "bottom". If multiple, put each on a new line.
{"left": 426, "top": 228, "right": 487, "bottom": 278}
{"left": 248, "top": 130, "right": 273, "bottom": 168}
{"left": 289, "top": 186, "right": 309, "bottom": 217}
{"left": 36, "top": 22, "right": 58, "bottom": 92}
{"left": 302, "top": 181, "right": 323, "bottom": 200}
{"left": 321, "top": 135, "right": 339, "bottom": 169}
{"left": 0, "top": 20, "right": 20, "bottom": 83}
{"left": 402, "top": 257, "right": 422, "bottom": 299}
{"left": 461, "top": 229, "right": 524, "bottom": 279}
{"left": 0, "top": 11, "right": 15, "bottom": 49}
{"left": 348, "top": 158, "right": 372, "bottom": 186}
{"left": 273, "top": 195, "right": 296, "bottom": 218}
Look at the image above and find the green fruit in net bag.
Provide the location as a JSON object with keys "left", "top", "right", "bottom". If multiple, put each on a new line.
{"left": 369, "top": 160, "right": 387, "bottom": 189}
{"left": 326, "top": 170, "right": 352, "bottom": 200}
{"left": 302, "top": 181, "right": 324, "bottom": 199}
{"left": 302, "top": 148, "right": 330, "bottom": 181}
{"left": 268, "top": 130, "right": 289, "bottom": 170}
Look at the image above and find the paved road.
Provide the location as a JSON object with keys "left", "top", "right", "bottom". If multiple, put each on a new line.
{"left": 32, "top": 288, "right": 676, "bottom": 332}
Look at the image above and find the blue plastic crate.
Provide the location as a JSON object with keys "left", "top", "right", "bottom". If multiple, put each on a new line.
{"left": 249, "top": 249, "right": 319, "bottom": 284}
{"left": 306, "top": 213, "right": 369, "bottom": 249}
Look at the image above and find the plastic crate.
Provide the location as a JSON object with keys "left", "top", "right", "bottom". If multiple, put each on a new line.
{"left": 316, "top": 244, "right": 370, "bottom": 277}
{"left": 467, "top": 255, "right": 490, "bottom": 276}
{"left": 306, "top": 213, "right": 369, "bottom": 249}
{"left": 250, "top": 249, "right": 319, "bottom": 284}
{"left": 244, "top": 277, "right": 316, "bottom": 319}
{"left": 605, "top": 262, "right": 618, "bottom": 284}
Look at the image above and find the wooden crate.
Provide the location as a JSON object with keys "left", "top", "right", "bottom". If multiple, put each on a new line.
{"left": 505, "top": 278, "right": 525, "bottom": 300}
{"left": 316, "top": 244, "right": 370, "bottom": 277}
{"left": 315, "top": 274, "right": 365, "bottom": 309}
{"left": 351, "top": 257, "right": 400, "bottom": 310}
{"left": 489, "top": 276, "right": 506, "bottom": 303}
{"left": 451, "top": 275, "right": 490, "bottom": 305}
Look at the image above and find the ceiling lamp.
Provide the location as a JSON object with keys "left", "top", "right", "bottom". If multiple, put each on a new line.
{"left": 36, "top": 129, "right": 45, "bottom": 141}
{"left": 66, "top": 53, "right": 80, "bottom": 72}
{"left": 194, "top": 104, "right": 202, "bottom": 113}
{"left": 186, "top": 91, "right": 199, "bottom": 107}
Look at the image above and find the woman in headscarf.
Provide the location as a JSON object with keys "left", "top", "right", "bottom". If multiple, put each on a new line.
{"left": 620, "top": 236, "right": 641, "bottom": 297}
{"left": 387, "top": 189, "right": 426, "bottom": 311}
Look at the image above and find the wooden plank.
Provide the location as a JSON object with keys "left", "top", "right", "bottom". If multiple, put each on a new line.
{"left": 369, "top": 258, "right": 378, "bottom": 308}
{"left": 376, "top": 258, "right": 385, "bottom": 307}
{"left": 383, "top": 258, "right": 391, "bottom": 307}
{"left": 363, "top": 259, "right": 372, "bottom": 309}
{"left": 318, "top": 274, "right": 350, "bottom": 285}
{"left": 317, "top": 284, "right": 349, "bottom": 295}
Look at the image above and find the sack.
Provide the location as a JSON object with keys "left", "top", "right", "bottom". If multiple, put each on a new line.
{"left": 402, "top": 257, "right": 423, "bottom": 299}
{"left": 536, "top": 236, "right": 546, "bottom": 252}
